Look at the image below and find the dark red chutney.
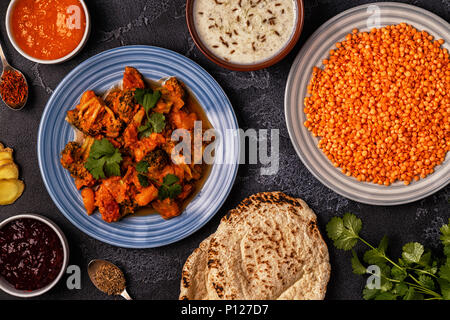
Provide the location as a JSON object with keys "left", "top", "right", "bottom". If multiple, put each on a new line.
{"left": 0, "top": 218, "right": 64, "bottom": 291}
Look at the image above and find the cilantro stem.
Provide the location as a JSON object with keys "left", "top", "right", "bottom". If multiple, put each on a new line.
{"left": 407, "top": 267, "right": 438, "bottom": 279}
{"left": 358, "top": 236, "right": 403, "bottom": 270}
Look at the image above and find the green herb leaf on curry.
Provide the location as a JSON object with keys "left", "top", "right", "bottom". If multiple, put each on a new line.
{"left": 158, "top": 174, "right": 182, "bottom": 200}
{"left": 137, "top": 174, "right": 149, "bottom": 187}
{"left": 136, "top": 160, "right": 150, "bottom": 174}
{"left": 85, "top": 138, "right": 122, "bottom": 179}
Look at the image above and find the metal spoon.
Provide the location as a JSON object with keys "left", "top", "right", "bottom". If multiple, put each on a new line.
{"left": 0, "top": 41, "right": 28, "bottom": 110}
{"left": 87, "top": 259, "right": 132, "bottom": 300}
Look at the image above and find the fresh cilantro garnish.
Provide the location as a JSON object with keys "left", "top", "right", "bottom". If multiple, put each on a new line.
{"left": 326, "top": 212, "right": 361, "bottom": 250}
{"left": 326, "top": 214, "right": 450, "bottom": 300}
{"left": 138, "top": 112, "right": 166, "bottom": 138}
{"left": 85, "top": 138, "right": 122, "bottom": 179}
{"left": 158, "top": 174, "right": 182, "bottom": 200}
{"left": 136, "top": 161, "right": 150, "bottom": 187}
{"left": 148, "top": 112, "right": 166, "bottom": 133}
{"left": 134, "top": 88, "right": 165, "bottom": 138}
{"left": 136, "top": 160, "right": 149, "bottom": 174}
{"left": 163, "top": 174, "right": 179, "bottom": 186}
{"left": 137, "top": 174, "right": 149, "bottom": 187}
{"left": 134, "top": 88, "right": 161, "bottom": 116}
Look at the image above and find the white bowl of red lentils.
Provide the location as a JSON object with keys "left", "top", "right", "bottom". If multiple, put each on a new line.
{"left": 5, "top": 0, "right": 90, "bottom": 64}
{"left": 285, "top": 3, "right": 450, "bottom": 205}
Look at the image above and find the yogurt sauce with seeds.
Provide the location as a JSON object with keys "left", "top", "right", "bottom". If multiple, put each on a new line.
{"left": 194, "top": 0, "right": 297, "bottom": 64}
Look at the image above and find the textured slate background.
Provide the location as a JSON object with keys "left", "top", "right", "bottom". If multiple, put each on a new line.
{"left": 0, "top": 0, "right": 448, "bottom": 300}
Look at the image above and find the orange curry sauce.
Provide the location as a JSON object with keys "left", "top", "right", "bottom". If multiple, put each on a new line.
{"left": 11, "top": 0, "right": 86, "bottom": 60}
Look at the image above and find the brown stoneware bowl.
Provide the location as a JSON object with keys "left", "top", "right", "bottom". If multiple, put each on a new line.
{"left": 186, "top": 0, "right": 304, "bottom": 71}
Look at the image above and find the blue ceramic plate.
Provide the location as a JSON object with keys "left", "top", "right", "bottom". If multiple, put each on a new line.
{"left": 38, "top": 46, "right": 239, "bottom": 248}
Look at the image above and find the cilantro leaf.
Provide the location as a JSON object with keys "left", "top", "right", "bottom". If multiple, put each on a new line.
{"left": 326, "top": 213, "right": 361, "bottom": 250}
{"left": 403, "top": 287, "right": 424, "bottom": 300}
{"left": 138, "top": 174, "right": 149, "bottom": 187}
{"left": 351, "top": 250, "right": 367, "bottom": 275}
{"left": 168, "top": 183, "right": 182, "bottom": 199}
{"left": 158, "top": 185, "right": 169, "bottom": 200}
{"left": 440, "top": 219, "right": 450, "bottom": 247}
{"left": 85, "top": 138, "right": 122, "bottom": 179}
{"left": 326, "top": 216, "right": 344, "bottom": 241}
{"left": 374, "top": 291, "right": 397, "bottom": 300}
{"left": 104, "top": 161, "right": 121, "bottom": 177}
{"left": 438, "top": 279, "right": 450, "bottom": 300}
{"left": 378, "top": 235, "right": 389, "bottom": 254}
{"left": 418, "top": 274, "right": 435, "bottom": 290}
{"left": 342, "top": 212, "right": 362, "bottom": 236}
{"left": 393, "top": 283, "right": 408, "bottom": 297}
{"left": 363, "top": 248, "right": 386, "bottom": 265}
{"left": 402, "top": 242, "right": 424, "bottom": 264}
{"left": 148, "top": 112, "right": 166, "bottom": 133}
{"left": 439, "top": 262, "right": 450, "bottom": 283}
{"left": 362, "top": 287, "right": 380, "bottom": 300}
{"left": 136, "top": 160, "right": 149, "bottom": 174}
{"left": 85, "top": 157, "right": 106, "bottom": 179}
{"left": 163, "top": 174, "right": 179, "bottom": 186}
{"left": 134, "top": 88, "right": 150, "bottom": 105}
{"left": 134, "top": 89, "right": 161, "bottom": 115}
{"left": 138, "top": 123, "right": 151, "bottom": 133}
{"left": 391, "top": 265, "right": 407, "bottom": 281}
{"left": 158, "top": 174, "right": 182, "bottom": 200}
{"left": 138, "top": 113, "right": 166, "bottom": 138}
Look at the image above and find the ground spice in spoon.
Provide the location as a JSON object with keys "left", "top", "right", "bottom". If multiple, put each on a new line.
{"left": 0, "top": 70, "right": 27, "bottom": 108}
{"left": 93, "top": 263, "right": 126, "bottom": 295}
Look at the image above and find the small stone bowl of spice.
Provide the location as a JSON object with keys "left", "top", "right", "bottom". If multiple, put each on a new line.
{"left": 88, "top": 259, "right": 132, "bottom": 300}
{"left": 186, "top": 0, "right": 304, "bottom": 71}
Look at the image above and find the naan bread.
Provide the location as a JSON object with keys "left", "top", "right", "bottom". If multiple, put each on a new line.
{"left": 179, "top": 235, "right": 212, "bottom": 300}
{"left": 179, "top": 192, "right": 330, "bottom": 300}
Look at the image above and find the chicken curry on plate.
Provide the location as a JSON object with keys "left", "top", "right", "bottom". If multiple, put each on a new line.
{"left": 60, "top": 67, "right": 212, "bottom": 222}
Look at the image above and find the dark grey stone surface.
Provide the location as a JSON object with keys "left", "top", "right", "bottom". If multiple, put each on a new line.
{"left": 0, "top": 0, "right": 448, "bottom": 300}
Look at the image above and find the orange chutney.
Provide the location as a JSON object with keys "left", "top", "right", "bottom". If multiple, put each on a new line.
{"left": 11, "top": 0, "right": 87, "bottom": 60}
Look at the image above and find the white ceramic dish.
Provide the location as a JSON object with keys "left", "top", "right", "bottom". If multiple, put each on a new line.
{"left": 285, "top": 2, "right": 450, "bottom": 205}
{"left": 0, "top": 214, "right": 69, "bottom": 298}
{"left": 5, "top": 0, "right": 91, "bottom": 64}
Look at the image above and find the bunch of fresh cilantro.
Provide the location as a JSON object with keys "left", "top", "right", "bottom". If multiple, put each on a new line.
{"left": 85, "top": 138, "right": 122, "bottom": 179}
{"left": 134, "top": 88, "right": 165, "bottom": 137}
{"left": 326, "top": 213, "right": 450, "bottom": 300}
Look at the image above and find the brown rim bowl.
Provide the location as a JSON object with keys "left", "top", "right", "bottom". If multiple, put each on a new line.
{"left": 186, "top": 0, "right": 304, "bottom": 71}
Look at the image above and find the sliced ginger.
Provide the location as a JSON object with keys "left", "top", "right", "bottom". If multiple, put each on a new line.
{"left": 0, "top": 163, "right": 19, "bottom": 180}
{"left": 0, "top": 149, "right": 13, "bottom": 161}
{"left": 0, "top": 142, "right": 24, "bottom": 205}
{"left": 0, "top": 179, "right": 24, "bottom": 205}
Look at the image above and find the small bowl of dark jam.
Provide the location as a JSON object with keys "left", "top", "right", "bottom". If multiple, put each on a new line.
{"left": 0, "top": 214, "right": 69, "bottom": 297}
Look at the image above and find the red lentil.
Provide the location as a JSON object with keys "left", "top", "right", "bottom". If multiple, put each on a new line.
{"left": 304, "top": 23, "right": 449, "bottom": 186}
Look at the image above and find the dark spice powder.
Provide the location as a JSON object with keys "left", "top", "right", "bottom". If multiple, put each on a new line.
{"left": 93, "top": 263, "right": 126, "bottom": 295}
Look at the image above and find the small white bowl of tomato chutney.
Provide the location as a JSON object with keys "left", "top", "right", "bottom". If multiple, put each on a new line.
{"left": 5, "top": 0, "right": 90, "bottom": 64}
{"left": 0, "top": 214, "right": 69, "bottom": 298}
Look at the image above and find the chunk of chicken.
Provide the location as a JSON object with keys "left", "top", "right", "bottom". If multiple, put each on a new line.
{"left": 123, "top": 66, "right": 145, "bottom": 90}
{"left": 66, "top": 91, "right": 122, "bottom": 138}
{"left": 111, "top": 90, "right": 139, "bottom": 124}
{"left": 161, "top": 77, "right": 185, "bottom": 111}
{"left": 152, "top": 198, "right": 181, "bottom": 219}
{"left": 60, "top": 137, "right": 96, "bottom": 189}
